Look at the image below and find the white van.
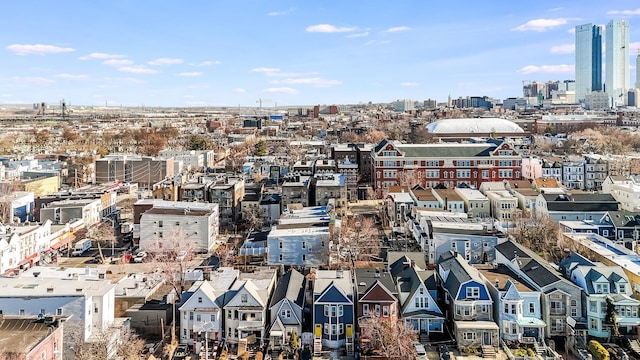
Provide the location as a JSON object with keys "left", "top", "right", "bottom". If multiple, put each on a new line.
{"left": 414, "top": 342, "right": 428, "bottom": 360}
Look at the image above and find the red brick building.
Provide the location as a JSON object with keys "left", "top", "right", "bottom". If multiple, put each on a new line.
{"left": 372, "top": 139, "right": 522, "bottom": 195}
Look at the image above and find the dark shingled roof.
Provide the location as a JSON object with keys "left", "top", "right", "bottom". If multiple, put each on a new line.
{"left": 494, "top": 241, "right": 563, "bottom": 288}
{"left": 269, "top": 269, "right": 305, "bottom": 308}
{"left": 437, "top": 251, "right": 479, "bottom": 297}
{"left": 354, "top": 268, "right": 397, "bottom": 299}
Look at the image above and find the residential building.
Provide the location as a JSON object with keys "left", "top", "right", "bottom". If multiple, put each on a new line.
{"left": 267, "top": 206, "right": 330, "bottom": 267}
{"left": 563, "top": 254, "right": 640, "bottom": 338}
{"left": 337, "top": 158, "right": 358, "bottom": 201}
{"left": 281, "top": 175, "right": 311, "bottom": 208}
{"left": 606, "top": 20, "right": 630, "bottom": 107}
{"left": 477, "top": 264, "right": 546, "bottom": 344}
{"left": 95, "top": 155, "right": 174, "bottom": 187}
{"left": 562, "top": 158, "right": 585, "bottom": 190}
{"left": 485, "top": 190, "right": 519, "bottom": 221}
{"left": 494, "top": 241, "right": 583, "bottom": 343}
{"left": 437, "top": 251, "right": 499, "bottom": 351}
{"left": 410, "top": 186, "right": 440, "bottom": 209}
{"left": 584, "top": 155, "right": 608, "bottom": 191}
{"left": 393, "top": 264, "right": 445, "bottom": 335}
{"left": 208, "top": 178, "right": 245, "bottom": 226}
{"left": 39, "top": 198, "right": 102, "bottom": 225}
{"left": 179, "top": 267, "right": 239, "bottom": 352}
{"left": 385, "top": 187, "right": 414, "bottom": 228}
{"left": 268, "top": 269, "right": 306, "bottom": 350}
{"left": 371, "top": 139, "right": 522, "bottom": 195}
{"left": 313, "top": 173, "right": 346, "bottom": 209}
{"left": 0, "top": 221, "right": 52, "bottom": 275}
{"left": 354, "top": 268, "right": 399, "bottom": 323}
{"left": 223, "top": 268, "right": 277, "bottom": 345}
{"left": 432, "top": 188, "right": 465, "bottom": 213}
{"left": 535, "top": 193, "right": 618, "bottom": 222}
{"left": 603, "top": 176, "right": 640, "bottom": 212}
{"left": 575, "top": 23, "right": 603, "bottom": 102}
{"left": 454, "top": 188, "right": 490, "bottom": 218}
{"left": 0, "top": 315, "right": 65, "bottom": 360}
{"left": 312, "top": 270, "right": 355, "bottom": 354}
{"left": 138, "top": 200, "right": 219, "bottom": 253}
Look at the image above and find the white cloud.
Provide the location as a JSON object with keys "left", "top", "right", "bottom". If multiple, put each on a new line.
{"left": 6, "top": 44, "right": 75, "bottom": 56}
{"left": 177, "top": 72, "right": 202, "bottom": 76}
{"left": 118, "top": 66, "right": 158, "bottom": 74}
{"left": 400, "top": 82, "right": 420, "bottom": 87}
{"left": 234, "top": 88, "right": 246, "bottom": 93}
{"left": 194, "top": 60, "right": 220, "bottom": 66}
{"left": 103, "top": 59, "right": 134, "bottom": 67}
{"left": 267, "top": 8, "right": 294, "bottom": 16}
{"left": 607, "top": 8, "right": 640, "bottom": 16}
{"left": 550, "top": 44, "right": 575, "bottom": 54}
{"left": 512, "top": 18, "right": 575, "bottom": 32}
{"left": 252, "top": 67, "right": 281, "bottom": 73}
{"left": 548, "top": 7, "right": 563, "bottom": 12}
{"left": 54, "top": 73, "right": 88, "bottom": 80}
{"left": 79, "top": 52, "right": 126, "bottom": 60}
{"left": 306, "top": 24, "right": 357, "bottom": 33}
{"left": 272, "top": 78, "right": 341, "bottom": 87}
{"left": 631, "top": 42, "right": 640, "bottom": 51}
{"left": 263, "top": 87, "right": 298, "bottom": 94}
{"left": 568, "top": 28, "right": 576, "bottom": 34}
{"left": 385, "top": 26, "right": 410, "bottom": 33}
{"left": 187, "top": 84, "right": 209, "bottom": 89}
{"left": 517, "top": 64, "right": 574, "bottom": 74}
{"left": 347, "top": 32, "right": 369, "bottom": 38}
{"left": 148, "top": 58, "right": 183, "bottom": 66}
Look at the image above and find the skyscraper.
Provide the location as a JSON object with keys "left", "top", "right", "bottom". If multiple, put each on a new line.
{"left": 605, "top": 19, "right": 630, "bottom": 107}
{"left": 575, "top": 24, "right": 602, "bottom": 102}
{"left": 636, "top": 50, "right": 640, "bottom": 89}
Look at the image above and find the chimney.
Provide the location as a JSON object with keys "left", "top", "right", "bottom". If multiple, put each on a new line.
{"left": 374, "top": 269, "right": 380, "bottom": 278}
{"left": 495, "top": 278, "right": 500, "bottom": 288}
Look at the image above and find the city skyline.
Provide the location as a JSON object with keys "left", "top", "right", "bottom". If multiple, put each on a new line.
{"left": 2, "top": 1, "right": 640, "bottom": 107}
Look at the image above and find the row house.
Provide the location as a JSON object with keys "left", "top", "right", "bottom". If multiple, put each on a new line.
{"left": 535, "top": 193, "right": 618, "bottom": 222}
{"left": 94, "top": 155, "right": 174, "bottom": 187}
{"left": 371, "top": 139, "right": 522, "bottom": 195}
{"left": 484, "top": 190, "right": 519, "bottom": 221}
{"left": 268, "top": 269, "right": 306, "bottom": 350}
{"left": 432, "top": 188, "right": 465, "bottom": 213}
{"left": 409, "top": 186, "right": 440, "bottom": 209}
{"left": 602, "top": 175, "right": 640, "bottom": 212}
{"left": 330, "top": 143, "right": 374, "bottom": 186}
{"left": 281, "top": 175, "right": 311, "bottom": 208}
{"left": 454, "top": 188, "right": 490, "bottom": 218}
{"left": 313, "top": 270, "right": 355, "bottom": 355}
{"left": 224, "top": 268, "right": 277, "bottom": 345}
{"left": 477, "top": 264, "right": 546, "bottom": 345}
{"left": 313, "top": 173, "right": 347, "bottom": 210}
{"left": 560, "top": 253, "right": 640, "bottom": 339}
{"left": 39, "top": 198, "right": 102, "bottom": 226}
{"left": 437, "top": 251, "right": 499, "bottom": 351}
{"left": 495, "top": 241, "right": 583, "bottom": 344}
{"left": 354, "top": 268, "right": 399, "bottom": 325}
{"left": 385, "top": 187, "right": 414, "bottom": 228}
{"left": 179, "top": 267, "right": 239, "bottom": 352}
{"left": 0, "top": 220, "right": 52, "bottom": 275}
{"left": 389, "top": 258, "right": 445, "bottom": 335}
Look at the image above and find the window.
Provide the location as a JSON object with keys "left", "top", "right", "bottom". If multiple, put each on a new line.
{"left": 189, "top": 312, "right": 194, "bottom": 320}
{"left": 619, "top": 284, "right": 626, "bottom": 293}
{"left": 241, "top": 294, "right": 248, "bottom": 303}
{"left": 210, "top": 314, "right": 216, "bottom": 322}
{"left": 279, "top": 242, "right": 282, "bottom": 249}
{"left": 324, "top": 323, "right": 329, "bottom": 335}
{"left": 196, "top": 314, "right": 201, "bottom": 322}
{"left": 19, "top": 309, "right": 25, "bottom": 315}
{"left": 324, "top": 305, "right": 329, "bottom": 317}
{"left": 504, "top": 304, "right": 509, "bottom": 313}
{"left": 302, "top": 242, "right": 306, "bottom": 249}
{"left": 338, "top": 305, "right": 344, "bottom": 316}
{"left": 375, "top": 304, "right": 381, "bottom": 316}
{"left": 40, "top": 308, "right": 45, "bottom": 315}
{"left": 383, "top": 306, "right": 389, "bottom": 317}
{"left": 363, "top": 304, "right": 369, "bottom": 316}
{"left": 56, "top": 308, "right": 63, "bottom": 315}
{"left": 331, "top": 324, "right": 337, "bottom": 335}
{"left": 529, "top": 303, "right": 535, "bottom": 313}
{"left": 339, "top": 324, "right": 344, "bottom": 335}
{"left": 158, "top": 221, "right": 163, "bottom": 228}
{"left": 158, "top": 231, "right": 163, "bottom": 238}
{"left": 466, "top": 287, "right": 479, "bottom": 299}
{"left": 281, "top": 309, "right": 291, "bottom": 318}
{"left": 590, "top": 318, "right": 598, "bottom": 330}
{"left": 198, "top": 297, "right": 202, "bottom": 303}
{"left": 279, "top": 254, "right": 283, "bottom": 261}
{"left": 463, "top": 332, "right": 477, "bottom": 340}
{"left": 589, "top": 301, "right": 597, "bottom": 313}
{"left": 302, "top": 254, "right": 307, "bottom": 261}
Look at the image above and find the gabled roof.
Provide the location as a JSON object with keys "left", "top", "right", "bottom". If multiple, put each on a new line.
{"left": 605, "top": 211, "right": 640, "bottom": 228}
{"left": 438, "top": 251, "right": 481, "bottom": 296}
{"left": 495, "top": 241, "right": 563, "bottom": 288}
{"left": 269, "top": 269, "right": 305, "bottom": 309}
{"left": 395, "top": 266, "right": 438, "bottom": 313}
{"left": 374, "top": 139, "right": 391, "bottom": 153}
{"left": 388, "top": 252, "right": 426, "bottom": 277}
{"left": 558, "top": 253, "right": 595, "bottom": 278}
{"left": 355, "top": 268, "right": 397, "bottom": 301}
{"left": 541, "top": 193, "right": 619, "bottom": 212}
{"left": 502, "top": 280, "right": 523, "bottom": 301}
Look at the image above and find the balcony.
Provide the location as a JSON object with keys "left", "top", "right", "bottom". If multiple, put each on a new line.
{"left": 238, "top": 320, "right": 264, "bottom": 331}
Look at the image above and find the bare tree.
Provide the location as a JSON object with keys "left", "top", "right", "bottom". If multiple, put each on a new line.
{"left": 148, "top": 227, "right": 201, "bottom": 295}
{"left": 340, "top": 215, "right": 381, "bottom": 262}
{"left": 510, "top": 211, "right": 562, "bottom": 262}
{"left": 65, "top": 322, "right": 145, "bottom": 360}
{"left": 359, "top": 316, "right": 418, "bottom": 359}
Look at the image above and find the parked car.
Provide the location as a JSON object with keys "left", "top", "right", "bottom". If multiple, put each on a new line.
{"left": 414, "top": 342, "right": 427, "bottom": 360}
{"left": 173, "top": 344, "right": 189, "bottom": 360}
{"left": 439, "top": 344, "right": 451, "bottom": 360}
{"left": 133, "top": 251, "right": 147, "bottom": 263}
{"left": 605, "top": 344, "right": 629, "bottom": 360}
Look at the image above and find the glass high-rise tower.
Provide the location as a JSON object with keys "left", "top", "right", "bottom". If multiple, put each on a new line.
{"left": 575, "top": 24, "right": 602, "bottom": 102}
{"left": 605, "top": 19, "right": 630, "bottom": 107}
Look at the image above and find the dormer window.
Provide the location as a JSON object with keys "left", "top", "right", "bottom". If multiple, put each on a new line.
{"left": 619, "top": 284, "right": 626, "bottom": 293}
{"left": 595, "top": 283, "right": 609, "bottom": 294}
{"left": 466, "top": 287, "right": 479, "bottom": 299}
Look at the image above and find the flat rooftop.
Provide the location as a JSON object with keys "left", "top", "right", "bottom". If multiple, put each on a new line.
{"left": 0, "top": 316, "right": 63, "bottom": 355}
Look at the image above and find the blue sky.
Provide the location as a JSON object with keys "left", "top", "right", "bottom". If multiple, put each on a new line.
{"left": 2, "top": 1, "right": 640, "bottom": 107}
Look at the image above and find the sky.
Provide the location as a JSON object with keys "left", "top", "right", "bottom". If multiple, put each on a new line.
{"left": 2, "top": 1, "right": 640, "bottom": 108}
